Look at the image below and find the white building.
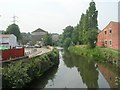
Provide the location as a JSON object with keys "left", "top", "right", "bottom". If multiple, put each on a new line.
{"left": 0, "top": 34, "right": 18, "bottom": 48}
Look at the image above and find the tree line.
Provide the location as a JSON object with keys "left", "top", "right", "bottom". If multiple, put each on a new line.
{"left": 61, "top": 0, "right": 99, "bottom": 48}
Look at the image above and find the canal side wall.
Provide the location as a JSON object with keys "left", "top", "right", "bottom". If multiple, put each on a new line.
{"left": 2, "top": 48, "right": 59, "bottom": 88}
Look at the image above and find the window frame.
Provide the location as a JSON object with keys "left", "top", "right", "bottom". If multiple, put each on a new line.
{"left": 109, "top": 40, "right": 112, "bottom": 46}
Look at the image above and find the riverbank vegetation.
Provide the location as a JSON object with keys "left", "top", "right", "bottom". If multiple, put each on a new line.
{"left": 2, "top": 48, "right": 59, "bottom": 88}
{"left": 68, "top": 45, "right": 119, "bottom": 65}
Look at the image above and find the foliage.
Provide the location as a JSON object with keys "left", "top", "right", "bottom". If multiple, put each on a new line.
{"left": 63, "top": 38, "right": 72, "bottom": 48}
{"left": 0, "top": 30, "right": 6, "bottom": 34}
{"left": 6, "top": 24, "right": 21, "bottom": 41}
{"left": 2, "top": 61, "right": 31, "bottom": 88}
{"left": 21, "top": 32, "right": 32, "bottom": 45}
{"left": 2, "top": 48, "right": 59, "bottom": 88}
{"left": 61, "top": 26, "right": 74, "bottom": 48}
{"left": 68, "top": 46, "right": 119, "bottom": 63}
{"left": 72, "top": 25, "right": 79, "bottom": 45}
{"left": 78, "top": 1, "right": 98, "bottom": 48}
{"left": 61, "top": 1, "right": 98, "bottom": 48}
{"left": 43, "top": 33, "right": 53, "bottom": 46}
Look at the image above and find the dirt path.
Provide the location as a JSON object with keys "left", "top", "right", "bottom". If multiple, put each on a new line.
{"left": 25, "top": 47, "right": 53, "bottom": 58}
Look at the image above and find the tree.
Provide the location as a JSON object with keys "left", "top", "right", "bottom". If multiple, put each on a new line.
{"left": 62, "top": 26, "right": 74, "bottom": 48}
{"left": 85, "top": 0, "right": 98, "bottom": 48}
{"left": 78, "top": 0, "right": 98, "bottom": 48}
{"left": 72, "top": 25, "right": 79, "bottom": 45}
{"left": 6, "top": 24, "right": 21, "bottom": 41}
{"left": 43, "top": 33, "right": 52, "bottom": 46}
{"left": 21, "top": 32, "right": 32, "bottom": 45}
{"left": 78, "top": 13, "right": 86, "bottom": 44}
{"left": 0, "top": 30, "right": 6, "bottom": 34}
{"left": 63, "top": 26, "right": 74, "bottom": 40}
{"left": 63, "top": 38, "right": 71, "bottom": 48}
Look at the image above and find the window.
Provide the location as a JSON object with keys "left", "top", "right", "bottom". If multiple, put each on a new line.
{"left": 104, "top": 40, "right": 107, "bottom": 44}
{"left": 104, "top": 31, "right": 107, "bottom": 34}
{"left": 109, "top": 41, "right": 112, "bottom": 45}
{"left": 109, "top": 29, "right": 112, "bottom": 34}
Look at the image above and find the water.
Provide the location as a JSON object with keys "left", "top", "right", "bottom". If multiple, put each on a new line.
{"left": 26, "top": 49, "right": 118, "bottom": 89}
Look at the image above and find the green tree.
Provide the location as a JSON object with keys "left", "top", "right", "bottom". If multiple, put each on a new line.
{"left": 6, "top": 24, "right": 21, "bottom": 41}
{"left": 63, "top": 26, "right": 74, "bottom": 41}
{"left": 21, "top": 32, "right": 32, "bottom": 45}
{"left": 62, "top": 26, "right": 74, "bottom": 48}
{"left": 85, "top": 0, "right": 98, "bottom": 48}
{"left": 63, "top": 38, "right": 71, "bottom": 48}
{"left": 72, "top": 25, "right": 79, "bottom": 45}
{"left": 78, "top": 13, "right": 86, "bottom": 44}
{"left": 78, "top": 0, "right": 98, "bottom": 48}
{"left": 43, "top": 33, "right": 52, "bottom": 46}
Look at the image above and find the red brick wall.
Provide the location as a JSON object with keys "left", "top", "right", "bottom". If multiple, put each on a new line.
{"left": 97, "top": 22, "right": 120, "bottom": 50}
{"left": 1, "top": 48, "right": 24, "bottom": 61}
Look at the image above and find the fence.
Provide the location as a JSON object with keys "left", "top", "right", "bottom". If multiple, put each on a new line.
{"left": 1, "top": 48, "right": 24, "bottom": 61}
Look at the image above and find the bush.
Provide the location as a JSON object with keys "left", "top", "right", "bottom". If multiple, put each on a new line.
{"left": 2, "top": 61, "right": 31, "bottom": 88}
{"left": 2, "top": 48, "right": 59, "bottom": 88}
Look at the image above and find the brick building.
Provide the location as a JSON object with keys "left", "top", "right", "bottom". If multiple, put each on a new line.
{"left": 97, "top": 21, "right": 120, "bottom": 50}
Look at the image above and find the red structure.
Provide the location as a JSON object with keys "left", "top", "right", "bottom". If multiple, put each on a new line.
{"left": 1, "top": 48, "right": 25, "bottom": 61}
{"left": 97, "top": 21, "right": 120, "bottom": 50}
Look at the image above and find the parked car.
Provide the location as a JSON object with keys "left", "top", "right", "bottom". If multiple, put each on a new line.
{"left": 16, "top": 45, "right": 23, "bottom": 48}
{"left": 34, "top": 44, "right": 42, "bottom": 48}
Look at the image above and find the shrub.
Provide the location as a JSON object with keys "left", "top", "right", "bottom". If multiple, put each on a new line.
{"left": 2, "top": 48, "right": 59, "bottom": 88}
{"left": 2, "top": 61, "right": 31, "bottom": 88}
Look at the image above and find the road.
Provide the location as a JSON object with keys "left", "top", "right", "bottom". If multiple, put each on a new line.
{"left": 25, "top": 47, "right": 53, "bottom": 58}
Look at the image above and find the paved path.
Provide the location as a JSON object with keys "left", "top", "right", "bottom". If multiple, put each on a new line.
{"left": 25, "top": 47, "right": 53, "bottom": 58}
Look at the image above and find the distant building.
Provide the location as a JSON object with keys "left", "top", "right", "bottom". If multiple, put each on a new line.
{"left": 31, "top": 28, "right": 47, "bottom": 44}
{"left": 52, "top": 33, "right": 59, "bottom": 42}
{"left": 0, "top": 34, "right": 18, "bottom": 48}
{"left": 97, "top": 21, "right": 120, "bottom": 50}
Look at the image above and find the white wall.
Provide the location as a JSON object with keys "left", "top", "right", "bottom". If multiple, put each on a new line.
{"left": 9, "top": 34, "right": 18, "bottom": 48}
{"left": 0, "top": 34, "right": 18, "bottom": 48}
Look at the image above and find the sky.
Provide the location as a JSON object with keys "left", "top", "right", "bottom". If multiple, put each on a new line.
{"left": 0, "top": 0, "right": 119, "bottom": 34}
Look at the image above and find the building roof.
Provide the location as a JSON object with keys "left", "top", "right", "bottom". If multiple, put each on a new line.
{"left": 98, "top": 21, "right": 120, "bottom": 34}
{"left": 0, "top": 34, "right": 15, "bottom": 38}
{"left": 32, "top": 28, "right": 47, "bottom": 33}
{"left": 52, "top": 33, "right": 59, "bottom": 35}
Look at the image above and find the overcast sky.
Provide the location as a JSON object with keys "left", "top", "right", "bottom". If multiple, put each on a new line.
{"left": 0, "top": 0, "right": 119, "bottom": 34}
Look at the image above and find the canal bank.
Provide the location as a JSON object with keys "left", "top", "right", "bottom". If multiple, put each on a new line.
{"left": 24, "top": 49, "right": 118, "bottom": 89}
{"left": 2, "top": 48, "right": 59, "bottom": 88}
{"left": 68, "top": 45, "right": 120, "bottom": 66}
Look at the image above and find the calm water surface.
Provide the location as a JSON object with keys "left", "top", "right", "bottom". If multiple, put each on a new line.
{"left": 26, "top": 49, "right": 118, "bottom": 89}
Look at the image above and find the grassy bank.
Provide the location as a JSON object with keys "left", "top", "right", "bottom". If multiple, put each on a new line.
{"left": 68, "top": 45, "right": 119, "bottom": 64}
{"left": 2, "top": 48, "right": 59, "bottom": 88}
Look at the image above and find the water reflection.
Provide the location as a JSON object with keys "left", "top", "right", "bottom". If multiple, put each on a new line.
{"left": 24, "top": 65, "right": 58, "bottom": 89}
{"left": 25, "top": 50, "right": 114, "bottom": 89}
{"left": 63, "top": 50, "right": 99, "bottom": 88}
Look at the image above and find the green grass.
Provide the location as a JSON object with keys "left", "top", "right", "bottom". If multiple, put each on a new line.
{"left": 68, "top": 45, "right": 119, "bottom": 63}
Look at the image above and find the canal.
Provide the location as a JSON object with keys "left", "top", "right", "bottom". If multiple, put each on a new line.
{"left": 25, "top": 49, "right": 118, "bottom": 89}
